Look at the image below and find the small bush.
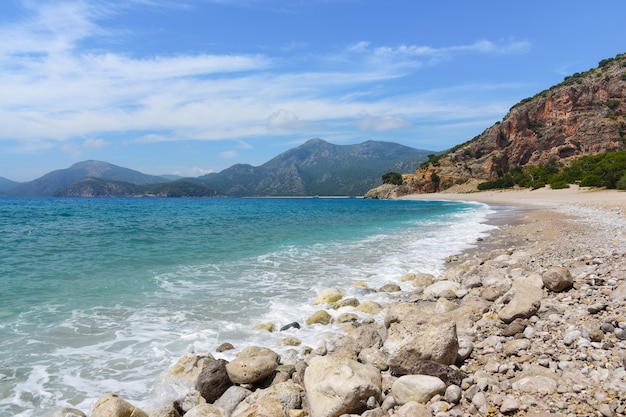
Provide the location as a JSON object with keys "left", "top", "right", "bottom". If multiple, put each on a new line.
{"left": 382, "top": 171, "right": 403, "bottom": 186}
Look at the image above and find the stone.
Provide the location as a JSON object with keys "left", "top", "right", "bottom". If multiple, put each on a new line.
{"left": 445, "top": 384, "right": 462, "bottom": 404}
{"left": 162, "top": 353, "right": 216, "bottom": 387}
{"left": 396, "top": 401, "right": 433, "bottom": 417}
{"left": 254, "top": 322, "right": 274, "bottom": 332}
{"left": 512, "top": 375, "right": 557, "bottom": 394}
{"left": 348, "top": 323, "right": 383, "bottom": 351}
{"left": 391, "top": 375, "right": 446, "bottom": 405}
{"left": 335, "top": 312, "right": 358, "bottom": 324}
{"left": 280, "top": 322, "right": 301, "bottom": 331}
{"left": 278, "top": 337, "right": 302, "bottom": 346}
{"left": 45, "top": 408, "right": 87, "bottom": 417}
{"left": 504, "top": 339, "right": 530, "bottom": 356}
{"left": 225, "top": 346, "right": 280, "bottom": 384}
{"left": 423, "top": 280, "right": 461, "bottom": 299}
{"left": 196, "top": 359, "right": 232, "bottom": 403}
{"left": 497, "top": 285, "right": 543, "bottom": 323}
{"left": 610, "top": 281, "right": 626, "bottom": 303}
{"left": 303, "top": 355, "right": 382, "bottom": 417}
{"left": 355, "top": 301, "right": 383, "bottom": 315}
{"left": 456, "top": 338, "right": 474, "bottom": 364}
{"left": 184, "top": 404, "right": 228, "bottom": 417}
{"left": 383, "top": 303, "right": 458, "bottom": 370}
{"left": 216, "top": 343, "right": 234, "bottom": 352}
{"left": 399, "top": 360, "right": 466, "bottom": 386}
{"left": 358, "top": 347, "right": 388, "bottom": 371}
{"left": 91, "top": 393, "right": 148, "bottom": 417}
{"left": 379, "top": 283, "right": 401, "bottom": 292}
{"left": 501, "top": 318, "right": 528, "bottom": 336}
{"left": 412, "top": 273, "right": 435, "bottom": 287}
{"left": 306, "top": 310, "right": 332, "bottom": 326}
{"left": 313, "top": 288, "right": 344, "bottom": 305}
{"left": 232, "top": 381, "right": 302, "bottom": 417}
{"left": 500, "top": 396, "right": 520, "bottom": 414}
{"left": 213, "top": 386, "right": 252, "bottom": 414}
{"left": 328, "top": 298, "right": 360, "bottom": 309}
{"left": 542, "top": 267, "right": 573, "bottom": 292}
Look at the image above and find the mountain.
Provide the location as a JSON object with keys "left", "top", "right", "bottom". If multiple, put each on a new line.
{"left": 0, "top": 177, "right": 20, "bottom": 194}
{"left": 198, "top": 138, "right": 432, "bottom": 196}
{"left": 7, "top": 160, "right": 170, "bottom": 197}
{"left": 54, "top": 177, "right": 219, "bottom": 197}
{"left": 366, "top": 52, "right": 626, "bottom": 197}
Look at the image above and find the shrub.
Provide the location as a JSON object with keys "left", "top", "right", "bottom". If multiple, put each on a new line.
{"left": 606, "top": 99, "right": 621, "bottom": 110}
{"left": 617, "top": 173, "right": 626, "bottom": 190}
{"left": 382, "top": 171, "right": 403, "bottom": 185}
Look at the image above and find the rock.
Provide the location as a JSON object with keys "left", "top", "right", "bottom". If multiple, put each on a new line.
{"left": 348, "top": 323, "right": 383, "bottom": 351}
{"left": 456, "top": 338, "right": 474, "bottom": 364}
{"left": 396, "top": 401, "right": 433, "bottom": 417}
{"left": 216, "top": 343, "right": 234, "bottom": 353}
{"left": 280, "top": 322, "right": 301, "bottom": 331}
{"left": 306, "top": 310, "right": 332, "bottom": 326}
{"left": 503, "top": 339, "right": 530, "bottom": 356}
{"left": 379, "top": 283, "right": 401, "bottom": 292}
{"left": 45, "top": 408, "right": 87, "bottom": 417}
{"left": 542, "top": 267, "right": 573, "bottom": 292}
{"left": 391, "top": 375, "right": 446, "bottom": 405}
{"left": 335, "top": 312, "right": 358, "bottom": 324}
{"left": 399, "top": 360, "right": 466, "bottom": 386}
{"left": 196, "top": 359, "right": 232, "bottom": 403}
{"left": 278, "top": 337, "right": 302, "bottom": 346}
{"left": 358, "top": 347, "right": 388, "bottom": 371}
{"left": 512, "top": 375, "right": 557, "bottom": 394}
{"left": 184, "top": 404, "right": 228, "bottom": 417}
{"left": 225, "top": 346, "right": 280, "bottom": 384}
{"left": 232, "top": 381, "right": 302, "bottom": 417}
{"left": 444, "top": 294, "right": 490, "bottom": 329}
{"left": 163, "top": 353, "right": 217, "bottom": 387}
{"left": 91, "top": 393, "right": 148, "bottom": 417}
{"left": 501, "top": 318, "right": 528, "bottom": 336}
{"left": 500, "top": 396, "right": 520, "bottom": 414}
{"left": 254, "top": 322, "right": 274, "bottom": 332}
{"left": 213, "top": 386, "right": 252, "bottom": 414}
{"left": 329, "top": 298, "right": 360, "bottom": 309}
{"left": 176, "top": 391, "right": 206, "bottom": 414}
{"left": 313, "top": 288, "right": 344, "bottom": 305}
{"left": 497, "top": 285, "right": 543, "bottom": 323}
{"left": 610, "top": 281, "right": 626, "bottom": 303}
{"left": 383, "top": 303, "right": 458, "bottom": 371}
{"left": 423, "top": 280, "right": 461, "bottom": 299}
{"left": 445, "top": 384, "right": 462, "bottom": 404}
{"left": 303, "top": 355, "right": 382, "bottom": 417}
{"left": 355, "top": 301, "right": 383, "bottom": 315}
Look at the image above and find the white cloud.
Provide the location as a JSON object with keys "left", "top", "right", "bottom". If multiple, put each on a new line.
{"left": 219, "top": 150, "right": 238, "bottom": 159}
{"left": 83, "top": 138, "right": 108, "bottom": 149}
{"left": 354, "top": 113, "right": 411, "bottom": 131}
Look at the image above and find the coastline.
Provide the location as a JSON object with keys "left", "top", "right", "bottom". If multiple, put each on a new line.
{"left": 48, "top": 187, "right": 626, "bottom": 417}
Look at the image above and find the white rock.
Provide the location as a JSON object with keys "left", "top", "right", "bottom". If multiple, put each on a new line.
{"left": 391, "top": 375, "right": 446, "bottom": 405}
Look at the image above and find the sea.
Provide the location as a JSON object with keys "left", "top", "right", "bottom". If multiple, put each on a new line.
{"left": 0, "top": 197, "right": 498, "bottom": 416}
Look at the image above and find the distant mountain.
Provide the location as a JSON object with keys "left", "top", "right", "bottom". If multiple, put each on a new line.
{"left": 198, "top": 138, "right": 432, "bottom": 196}
{"left": 54, "top": 177, "right": 218, "bottom": 197}
{"left": 7, "top": 160, "right": 170, "bottom": 197}
{"left": 0, "top": 177, "right": 20, "bottom": 194}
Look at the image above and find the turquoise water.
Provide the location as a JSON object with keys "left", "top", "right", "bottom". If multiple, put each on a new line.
{"left": 0, "top": 197, "right": 495, "bottom": 416}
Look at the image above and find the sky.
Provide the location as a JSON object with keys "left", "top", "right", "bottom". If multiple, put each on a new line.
{"left": 1, "top": 1, "right": 626, "bottom": 182}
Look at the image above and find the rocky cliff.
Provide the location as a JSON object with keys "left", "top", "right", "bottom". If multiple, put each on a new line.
{"left": 366, "top": 53, "right": 626, "bottom": 198}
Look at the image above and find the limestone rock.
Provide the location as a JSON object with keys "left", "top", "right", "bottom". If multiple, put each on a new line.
{"left": 497, "top": 285, "right": 543, "bottom": 323}
{"left": 313, "top": 288, "right": 344, "bottom": 305}
{"left": 45, "top": 408, "right": 87, "bottom": 417}
{"left": 391, "top": 375, "right": 446, "bottom": 405}
{"left": 383, "top": 303, "right": 458, "bottom": 370}
{"left": 306, "top": 310, "right": 332, "bottom": 326}
{"left": 184, "top": 404, "right": 228, "bottom": 417}
{"left": 232, "top": 380, "right": 302, "bottom": 417}
{"left": 162, "top": 353, "right": 217, "bottom": 388}
{"left": 423, "top": 280, "right": 461, "bottom": 299}
{"left": 400, "top": 360, "right": 466, "bottom": 386}
{"left": 213, "top": 386, "right": 252, "bottom": 414}
{"left": 303, "top": 355, "right": 382, "bottom": 417}
{"left": 196, "top": 359, "right": 232, "bottom": 404}
{"left": 542, "top": 267, "right": 573, "bottom": 292}
{"left": 225, "top": 346, "right": 280, "bottom": 384}
{"left": 396, "top": 401, "right": 433, "bottom": 417}
{"left": 91, "top": 393, "right": 148, "bottom": 417}
{"left": 355, "top": 301, "right": 383, "bottom": 315}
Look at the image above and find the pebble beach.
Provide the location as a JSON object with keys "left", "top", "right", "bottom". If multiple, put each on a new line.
{"left": 50, "top": 186, "right": 626, "bottom": 417}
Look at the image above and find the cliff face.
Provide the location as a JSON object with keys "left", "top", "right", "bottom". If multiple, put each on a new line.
{"left": 367, "top": 53, "right": 626, "bottom": 198}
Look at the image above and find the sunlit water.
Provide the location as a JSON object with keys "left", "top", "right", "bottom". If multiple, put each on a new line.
{"left": 0, "top": 197, "right": 497, "bottom": 416}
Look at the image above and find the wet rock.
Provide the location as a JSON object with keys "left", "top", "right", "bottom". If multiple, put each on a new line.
{"left": 280, "top": 322, "right": 301, "bottom": 331}
{"left": 306, "top": 310, "right": 332, "bottom": 326}
{"left": 91, "top": 393, "right": 148, "bottom": 417}
{"left": 225, "top": 346, "right": 280, "bottom": 384}
{"left": 196, "top": 359, "right": 232, "bottom": 404}
{"left": 45, "top": 408, "right": 87, "bottom": 417}
{"left": 313, "top": 288, "right": 344, "bottom": 305}
{"left": 231, "top": 381, "right": 302, "bottom": 417}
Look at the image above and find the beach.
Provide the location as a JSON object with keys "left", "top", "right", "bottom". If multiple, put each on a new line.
{"left": 35, "top": 188, "right": 626, "bottom": 416}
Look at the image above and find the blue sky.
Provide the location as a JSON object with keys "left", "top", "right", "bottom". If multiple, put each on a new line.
{"left": 1, "top": 0, "right": 625, "bottom": 181}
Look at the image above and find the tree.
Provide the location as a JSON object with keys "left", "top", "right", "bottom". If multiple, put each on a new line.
{"left": 382, "top": 171, "right": 403, "bottom": 185}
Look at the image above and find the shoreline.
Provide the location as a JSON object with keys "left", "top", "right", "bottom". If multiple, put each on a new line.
{"left": 49, "top": 187, "right": 626, "bottom": 417}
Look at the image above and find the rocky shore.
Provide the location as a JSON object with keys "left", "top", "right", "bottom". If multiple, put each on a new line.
{"left": 48, "top": 188, "right": 626, "bottom": 417}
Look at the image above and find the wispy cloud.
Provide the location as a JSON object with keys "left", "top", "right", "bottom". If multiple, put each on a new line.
{"left": 0, "top": 1, "right": 529, "bottom": 154}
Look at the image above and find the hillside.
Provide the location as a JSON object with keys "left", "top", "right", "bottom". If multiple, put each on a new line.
{"left": 366, "top": 53, "right": 626, "bottom": 197}
{"left": 54, "top": 177, "right": 219, "bottom": 197}
{"left": 0, "top": 177, "right": 20, "bottom": 194}
{"left": 198, "top": 138, "right": 432, "bottom": 196}
{"left": 6, "top": 161, "right": 170, "bottom": 197}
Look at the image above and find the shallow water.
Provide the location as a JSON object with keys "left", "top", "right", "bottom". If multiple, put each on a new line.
{"left": 0, "top": 197, "right": 497, "bottom": 416}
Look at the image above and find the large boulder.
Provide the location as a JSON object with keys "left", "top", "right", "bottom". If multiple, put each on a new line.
{"left": 382, "top": 303, "right": 458, "bottom": 371}
{"left": 196, "top": 359, "right": 232, "bottom": 403}
{"left": 542, "top": 267, "right": 573, "bottom": 292}
{"left": 391, "top": 375, "right": 446, "bottom": 405}
{"left": 497, "top": 284, "right": 543, "bottom": 324}
{"left": 303, "top": 355, "right": 382, "bottom": 417}
{"left": 91, "top": 393, "right": 148, "bottom": 417}
{"left": 225, "top": 346, "right": 280, "bottom": 384}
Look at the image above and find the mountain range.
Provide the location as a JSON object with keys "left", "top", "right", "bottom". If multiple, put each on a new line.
{"left": 0, "top": 139, "right": 432, "bottom": 197}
